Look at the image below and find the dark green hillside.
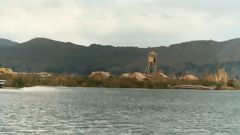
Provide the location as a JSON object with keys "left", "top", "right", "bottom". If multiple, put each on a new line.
{"left": 1, "top": 37, "right": 240, "bottom": 76}
{"left": 0, "top": 38, "right": 18, "bottom": 47}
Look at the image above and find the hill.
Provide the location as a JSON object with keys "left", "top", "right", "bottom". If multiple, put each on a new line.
{"left": 1, "top": 37, "right": 240, "bottom": 77}
{"left": 0, "top": 38, "right": 18, "bottom": 47}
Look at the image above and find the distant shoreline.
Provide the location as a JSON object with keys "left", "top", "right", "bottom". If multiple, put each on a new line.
{"left": 0, "top": 86, "right": 237, "bottom": 91}
{"left": 0, "top": 73, "right": 236, "bottom": 90}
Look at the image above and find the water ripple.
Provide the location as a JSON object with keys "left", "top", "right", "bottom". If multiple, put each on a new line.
{"left": 0, "top": 87, "right": 240, "bottom": 134}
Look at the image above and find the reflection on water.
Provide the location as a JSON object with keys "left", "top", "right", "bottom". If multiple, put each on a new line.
{"left": 0, "top": 87, "right": 240, "bottom": 134}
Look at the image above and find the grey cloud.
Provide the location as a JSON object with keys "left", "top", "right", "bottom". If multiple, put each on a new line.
{"left": 0, "top": 0, "right": 240, "bottom": 47}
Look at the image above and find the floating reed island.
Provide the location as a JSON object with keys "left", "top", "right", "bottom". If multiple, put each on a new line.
{"left": 0, "top": 51, "right": 238, "bottom": 90}
{"left": 0, "top": 70, "right": 235, "bottom": 90}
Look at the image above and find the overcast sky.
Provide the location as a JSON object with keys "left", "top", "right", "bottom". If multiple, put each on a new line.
{"left": 0, "top": 0, "right": 240, "bottom": 47}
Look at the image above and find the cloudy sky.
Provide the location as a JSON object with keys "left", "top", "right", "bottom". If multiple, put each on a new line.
{"left": 0, "top": 0, "right": 240, "bottom": 47}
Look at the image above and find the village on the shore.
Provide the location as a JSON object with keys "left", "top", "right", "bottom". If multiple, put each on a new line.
{"left": 0, "top": 51, "right": 237, "bottom": 89}
{"left": 88, "top": 51, "right": 233, "bottom": 90}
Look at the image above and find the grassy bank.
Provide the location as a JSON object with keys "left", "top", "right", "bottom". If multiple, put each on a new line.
{"left": 0, "top": 74, "right": 231, "bottom": 90}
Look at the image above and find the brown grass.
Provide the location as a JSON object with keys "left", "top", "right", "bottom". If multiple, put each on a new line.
{"left": 0, "top": 74, "right": 222, "bottom": 89}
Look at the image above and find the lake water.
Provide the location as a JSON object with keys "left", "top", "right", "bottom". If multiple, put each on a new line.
{"left": 0, "top": 87, "right": 240, "bottom": 134}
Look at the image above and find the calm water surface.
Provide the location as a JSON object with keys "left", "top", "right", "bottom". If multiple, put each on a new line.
{"left": 0, "top": 87, "right": 240, "bottom": 134}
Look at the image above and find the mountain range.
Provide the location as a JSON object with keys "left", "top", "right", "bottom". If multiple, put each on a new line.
{"left": 1, "top": 37, "right": 240, "bottom": 78}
